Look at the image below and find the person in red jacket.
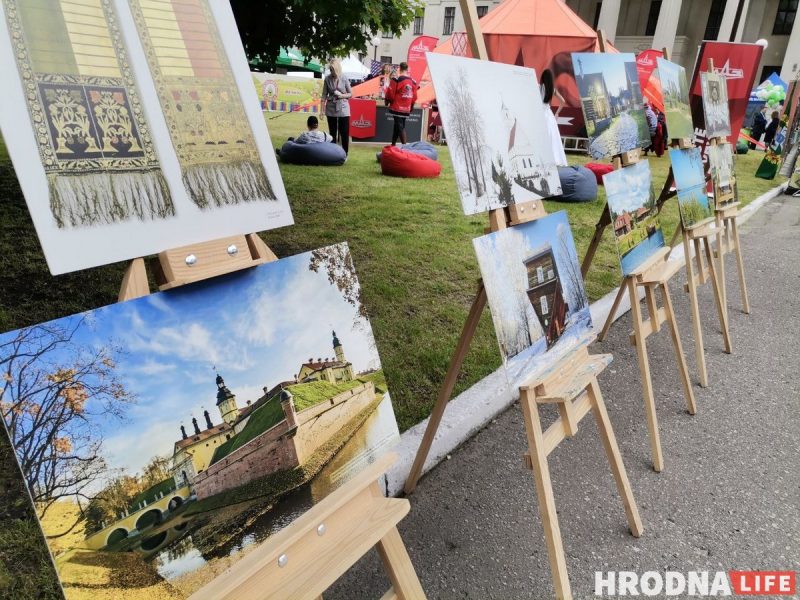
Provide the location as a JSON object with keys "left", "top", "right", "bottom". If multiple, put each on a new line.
{"left": 385, "top": 62, "right": 418, "bottom": 145}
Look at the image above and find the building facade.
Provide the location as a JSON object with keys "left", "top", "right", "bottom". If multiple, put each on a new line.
{"left": 368, "top": 0, "right": 797, "bottom": 84}
{"left": 567, "top": 0, "right": 798, "bottom": 82}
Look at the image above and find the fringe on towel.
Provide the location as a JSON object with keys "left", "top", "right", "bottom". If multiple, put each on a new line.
{"left": 48, "top": 169, "right": 174, "bottom": 228}
{"left": 182, "top": 160, "right": 275, "bottom": 210}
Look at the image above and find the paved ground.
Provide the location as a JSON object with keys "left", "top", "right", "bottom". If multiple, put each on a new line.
{"left": 329, "top": 193, "right": 800, "bottom": 599}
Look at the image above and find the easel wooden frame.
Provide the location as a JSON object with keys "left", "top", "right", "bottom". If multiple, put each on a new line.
{"left": 404, "top": 7, "right": 643, "bottom": 598}
{"left": 119, "top": 238, "right": 424, "bottom": 600}
{"left": 705, "top": 58, "right": 751, "bottom": 316}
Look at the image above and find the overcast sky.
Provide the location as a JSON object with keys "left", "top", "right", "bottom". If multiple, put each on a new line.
{"left": 604, "top": 160, "right": 654, "bottom": 214}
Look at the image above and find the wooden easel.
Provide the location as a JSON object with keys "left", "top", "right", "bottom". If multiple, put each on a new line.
{"left": 405, "top": 6, "right": 643, "bottom": 598}
{"left": 705, "top": 58, "right": 751, "bottom": 316}
{"left": 119, "top": 237, "right": 425, "bottom": 600}
{"left": 520, "top": 335, "right": 643, "bottom": 600}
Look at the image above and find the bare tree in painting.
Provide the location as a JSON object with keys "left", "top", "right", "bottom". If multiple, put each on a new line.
{"left": 555, "top": 223, "right": 587, "bottom": 315}
{"left": 308, "top": 245, "right": 368, "bottom": 322}
{"left": 444, "top": 69, "right": 489, "bottom": 203}
{"left": 0, "top": 321, "right": 134, "bottom": 537}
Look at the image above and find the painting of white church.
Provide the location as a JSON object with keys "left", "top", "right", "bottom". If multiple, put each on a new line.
{"left": 0, "top": 243, "right": 399, "bottom": 598}
{"left": 427, "top": 53, "right": 562, "bottom": 215}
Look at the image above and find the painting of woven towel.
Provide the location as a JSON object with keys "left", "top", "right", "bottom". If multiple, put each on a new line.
{"left": 130, "top": 0, "right": 275, "bottom": 209}
{"left": 1, "top": 0, "right": 174, "bottom": 228}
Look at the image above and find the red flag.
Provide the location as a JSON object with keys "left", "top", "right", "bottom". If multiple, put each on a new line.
{"left": 407, "top": 36, "right": 439, "bottom": 84}
{"left": 636, "top": 49, "right": 664, "bottom": 112}
{"left": 689, "top": 42, "right": 764, "bottom": 145}
{"left": 349, "top": 99, "right": 377, "bottom": 138}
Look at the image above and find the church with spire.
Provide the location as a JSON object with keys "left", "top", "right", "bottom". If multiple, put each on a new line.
{"left": 170, "top": 331, "right": 357, "bottom": 488}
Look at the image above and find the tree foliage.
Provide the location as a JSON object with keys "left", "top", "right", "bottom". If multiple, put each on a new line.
{"left": 231, "top": 0, "right": 417, "bottom": 68}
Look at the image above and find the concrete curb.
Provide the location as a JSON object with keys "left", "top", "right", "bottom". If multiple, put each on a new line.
{"left": 384, "top": 182, "right": 787, "bottom": 497}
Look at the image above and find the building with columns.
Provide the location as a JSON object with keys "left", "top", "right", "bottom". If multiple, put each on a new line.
{"left": 568, "top": 0, "right": 798, "bottom": 82}
{"left": 367, "top": 0, "right": 797, "bottom": 84}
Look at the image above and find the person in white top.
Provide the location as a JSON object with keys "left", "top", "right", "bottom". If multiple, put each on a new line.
{"left": 540, "top": 70, "right": 568, "bottom": 167}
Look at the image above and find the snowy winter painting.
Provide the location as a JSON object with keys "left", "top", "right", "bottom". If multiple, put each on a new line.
{"left": 657, "top": 58, "right": 694, "bottom": 140}
{"left": 473, "top": 211, "right": 592, "bottom": 383}
{"left": 669, "top": 147, "right": 715, "bottom": 227}
{"left": 603, "top": 160, "right": 666, "bottom": 276}
{"left": 572, "top": 52, "right": 649, "bottom": 159}
{"left": 427, "top": 53, "right": 562, "bottom": 215}
{"left": 701, "top": 71, "right": 732, "bottom": 138}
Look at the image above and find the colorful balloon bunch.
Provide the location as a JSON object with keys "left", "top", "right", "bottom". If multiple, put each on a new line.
{"left": 755, "top": 81, "right": 786, "bottom": 108}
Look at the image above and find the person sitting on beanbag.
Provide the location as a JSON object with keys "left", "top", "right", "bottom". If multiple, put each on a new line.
{"left": 295, "top": 116, "right": 333, "bottom": 144}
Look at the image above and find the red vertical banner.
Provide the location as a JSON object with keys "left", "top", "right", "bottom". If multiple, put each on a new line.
{"left": 407, "top": 36, "right": 439, "bottom": 84}
{"left": 636, "top": 49, "right": 664, "bottom": 112}
{"left": 349, "top": 98, "right": 377, "bottom": 138}
{"left": 689, "top": 41, "right": 764, "bottom": 146}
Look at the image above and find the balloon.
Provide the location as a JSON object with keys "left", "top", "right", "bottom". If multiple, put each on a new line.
{"left": 756, "top": 89, "right": 769, "bottom": 99}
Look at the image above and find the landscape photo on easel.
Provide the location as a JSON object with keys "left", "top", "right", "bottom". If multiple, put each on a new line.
{"left": 669, "top": 147, "right": 715, "bottom": 227}
{"left": 0, "top": 243, "right": 398, "bottom": 599}
{"left": 426, "top": 53, "right": 562, "bottom": 215}
{"left": 0, "top": 0, "right": 293, "bottom": 275}
{"left": 656, "top": 57, "right": 694, "bottom": 140}
{"left": 571, "top": 52, "right": 650, "bottom": 159}
{"left": 709, "top": 142, "right": 738, "bottom": 207}
{"left": 701, "top": 71, "right": 732, "bottom": 138}
{"left": 473, "top": 211, "right": 592, "bottom": 383}
{"left": 603, "top": 160, "right": 666, "bottom": 276}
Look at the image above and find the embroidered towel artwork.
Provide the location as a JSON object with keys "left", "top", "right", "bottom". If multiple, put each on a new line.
{"left": 129, "top": 0, "right": 275, "bottom": 209}
{"left": 3, "top": 0, "right": 173, "bottom": 228}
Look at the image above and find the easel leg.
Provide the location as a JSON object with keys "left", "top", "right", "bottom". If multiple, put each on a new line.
{"left": 715, "top": 214, "right": 727, "bottom": 311}
{"left": 682, "top": 231, "right": 708, "bottom": 388}
{"left": 588, "top": 380, "right": 643, "bottom": 537}
{"left": 581, "top": 206, "right": 610, "bottom": 278}
{"left": 627, "top": 279, "right": 664, "bottom": 472}
{"left": 660, "top": 282, "right": 697, "bottom": 415}
{"left": 404, "top": 285, "right": 487, "bottom": 494}
{"left": 599, "top": 283, "right": 627, "bottom": 342}
{"left": 520, "top": 390, "right": 572, "bottom": 600}
{"left": 703, "top": 238, "right": 732, "bottom": 353}
{"left": 376, "top": 527, "right": 426, "bottom": 600}
{"left": 731, "top": 218, "right": 751, "bottom": 314}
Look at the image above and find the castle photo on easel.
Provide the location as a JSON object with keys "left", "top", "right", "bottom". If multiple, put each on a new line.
{"left": 473, "top": 211, "right": 592, "bottom": 383}
{"left": 571, "top": 52, "right": 650, "bottom": 159}
{"left": 0, "top": 243, "right": 398, "bottom": 598}
{"left": 427, "top": 53, "right": 562, "bottom": 215}
{"left": 603, "top": 160, "right": 666, "bottom": 276}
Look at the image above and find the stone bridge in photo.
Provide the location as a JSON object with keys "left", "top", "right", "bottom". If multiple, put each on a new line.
{"left": 81, "top": 484, "right": 191, "bottom": 551}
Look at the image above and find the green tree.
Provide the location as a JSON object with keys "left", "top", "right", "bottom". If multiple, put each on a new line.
{"left": 231, "top": 1, "right": 417, "bottom": 68}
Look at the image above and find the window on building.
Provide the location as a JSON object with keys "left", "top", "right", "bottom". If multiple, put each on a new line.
{"left": 443, "top": 6, "right": 456, "bottom": 35}
{"left": 704, "top": 0, "right": 726, "bottom": 39}
{"left": 380, "top": 55, "right": 393, "bottom": 64}
{"left": 592, "top": 1, "right": 603, "bottom": 29}
{"left": 476, "top": 5, "right": 489, "bottom": 17}
{"left": 645, "top": 0, "right": 662, "bottom": 36}
{"left": 413, "top": 7, "right": 425, "bottom": 34}
{"left": 382, "top": 30, "right": 394, "bottom": 39}
{"left": 773, "top": 0, "right": 798, "bottom": 34}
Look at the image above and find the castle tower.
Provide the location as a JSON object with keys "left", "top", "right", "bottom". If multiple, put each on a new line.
{"left": 215, "top": 373, "right": 239, "bottom": 426}
{"left": 333, "top": 330, "right": 345, "bottom": 363}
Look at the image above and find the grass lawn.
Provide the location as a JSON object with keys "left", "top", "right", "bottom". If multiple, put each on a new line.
{"left": 0, "top": 111, "right": 786, "bottom": 597}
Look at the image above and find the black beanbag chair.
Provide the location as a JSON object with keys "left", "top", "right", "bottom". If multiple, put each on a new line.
{"left": 278, "top": 140, "right": 346, "bottom": 165}
{"left": 553, "top": 166, "right": 597, "bottom": 202}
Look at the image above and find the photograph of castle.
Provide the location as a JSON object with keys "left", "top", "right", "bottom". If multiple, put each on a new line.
{"left": 709, "top": 142, "right": 738, "bottom": 207}
{"left": 473, "top": 211, "right": 592, "bottom": 384}
{"left": 669, "top": 147, "right": 715, "bottom": 227}
{"left": 657, "top": 58, "right": 694, "bottom": 140}
{"left": 427, "top": 53, "right": 562, "bottom": 215}
{"left": 603, "top": 160, "right": 666, "bottom": 276}
{"left": 571, "top": 52, "right": 650, "bottom": 159}
{"left": 0, "top": 243, "right": 397, "bottom": 598}
{"left": 701, "top": 71, "right": 732, "bottom": 138}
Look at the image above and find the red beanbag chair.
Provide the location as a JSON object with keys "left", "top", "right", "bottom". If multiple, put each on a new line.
{"left": 380, "top": 145, "right": 441, "bottom": 178}
{"left": 585, "top": 162, "right": 615, "bottom": 185}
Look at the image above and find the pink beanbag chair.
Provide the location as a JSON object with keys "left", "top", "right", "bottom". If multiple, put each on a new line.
{"left": 380, "top": 145, "right": 441, "bottom": 178}
{"left": 585, "top": 162, "right": 615, "bottom": 185}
